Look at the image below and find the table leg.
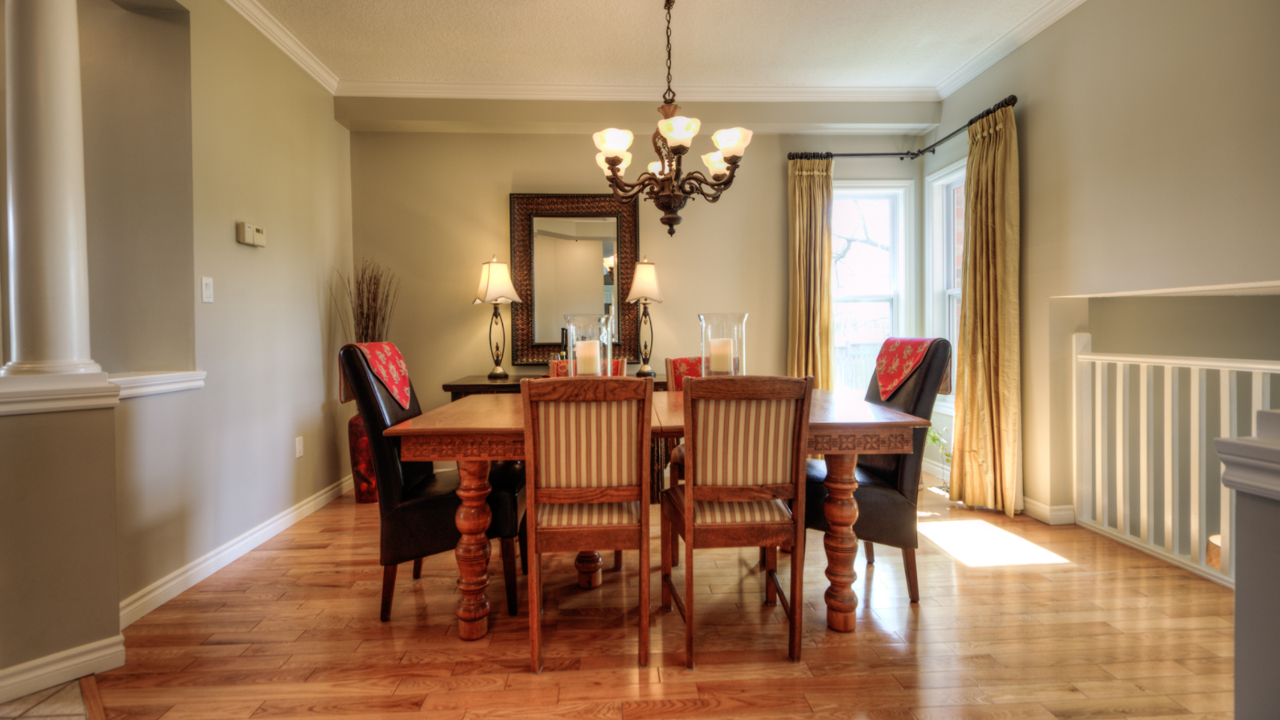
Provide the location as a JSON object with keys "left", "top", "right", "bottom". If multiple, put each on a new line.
{"left": 822, "top": 454, "right": 860, "bottom": 633}
{"left": 455, "top": 460, "right": 493, "bottom": 640}
{"left": 575, "top": 551, "right": 604, "bottom": 588}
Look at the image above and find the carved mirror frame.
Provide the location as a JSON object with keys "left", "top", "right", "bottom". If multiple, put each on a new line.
{"left": 510, "top": 194, "right": 640, "bottom": 365}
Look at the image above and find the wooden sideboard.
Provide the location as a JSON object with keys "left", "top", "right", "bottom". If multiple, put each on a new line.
{"left": 443, "top": 373, "right": 667, "bottom": 401}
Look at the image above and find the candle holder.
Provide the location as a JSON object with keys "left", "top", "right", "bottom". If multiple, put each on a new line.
{"left": 564, "top": 314, "right": 614, "bottom": 377}
{"left": 699, "top": 313, "right": 747, "bottom": 377}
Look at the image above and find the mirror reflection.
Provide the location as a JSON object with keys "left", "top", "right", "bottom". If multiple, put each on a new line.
{"left": 531, "top": 216, "right": 618, "bottom": 344}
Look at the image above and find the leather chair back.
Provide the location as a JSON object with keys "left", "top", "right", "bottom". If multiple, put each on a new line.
{"left": 858, "top": 339, "right": 952, "bottom": 503}
{"left": 339, "top": 344, "right": 426, "bottom": 517}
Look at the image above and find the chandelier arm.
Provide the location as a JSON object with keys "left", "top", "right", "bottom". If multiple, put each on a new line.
{"left": 679, "top": 167, "right": 738, "bottom": 201}
{"left": 606, "top": 172, "right": 657, "bottom": 201}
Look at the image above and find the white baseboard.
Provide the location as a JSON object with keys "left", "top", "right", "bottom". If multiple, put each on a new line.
{"left": 1023, "top": 496, "right": 1077, "bottom": 525}
{"left": 921, "top": 458, "right": 951, "bottom": 484}
{"left": 119, "top": 474, "right": 354, "bottom": 628}
{"left": 0, "top": 634, "right": 124, "bottom": 705}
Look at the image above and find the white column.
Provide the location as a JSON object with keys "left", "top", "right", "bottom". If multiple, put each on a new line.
{"left": 2, "top": 0, "right": 100, "bottom": 376}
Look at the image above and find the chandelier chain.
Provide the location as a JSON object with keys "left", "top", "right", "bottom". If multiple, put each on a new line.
{"left": 663, "top": 0, "right": 675, "bottom": 104}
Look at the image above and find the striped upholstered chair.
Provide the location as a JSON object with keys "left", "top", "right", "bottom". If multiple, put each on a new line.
{"left": 521, "top": 376, "right": 654, "bottom": 673}
{"left": 660, "top": 375, "right": 814, "bottom": 668}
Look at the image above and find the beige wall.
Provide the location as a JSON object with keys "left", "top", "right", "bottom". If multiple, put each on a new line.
{"left": 0, "top": 409, "right": 119, "bottom": 672}
{"left": 112, "top": 0, "right": 354, "bottom": 600}
{"left": 80, "top": 0, "right": 195, "bottom": 373}
{"left": 351, "top": 131, "right": 918, "bottom": 411}
{"left": 924, "top": 0, "right": 1280, "bottom": 508}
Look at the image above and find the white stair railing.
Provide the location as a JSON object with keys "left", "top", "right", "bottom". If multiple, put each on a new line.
{"left": 1072, "top": 333, "right": 1276, "bottom": 585}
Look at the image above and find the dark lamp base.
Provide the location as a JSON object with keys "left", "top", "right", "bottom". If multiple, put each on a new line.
{"left": 636, "top": 364, "right": 655, "bottom": 378}
{"left": 488, "top": 366, "right": 509, "bottom": 380}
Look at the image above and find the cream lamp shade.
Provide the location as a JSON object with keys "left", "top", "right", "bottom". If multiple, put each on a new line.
{"left": 474, "top": 255, "right": 521, "bottom": 304}
{"left": 625, "top": 257, "right": 663, "bottom": 304}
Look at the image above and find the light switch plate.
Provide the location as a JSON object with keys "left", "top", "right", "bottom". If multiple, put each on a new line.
{"left": 201, "top": 277, "right": 214, "bottom": 303}
{"left": 295, "top": 437, "right": 304, "bottom": 458}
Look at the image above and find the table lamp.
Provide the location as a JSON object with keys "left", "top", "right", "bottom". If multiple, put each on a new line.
{"left": 625, "top": 257, "right": 664, "bottom": 377}
{"left": 474, "top": 255, "right": 521, "bottom": 380}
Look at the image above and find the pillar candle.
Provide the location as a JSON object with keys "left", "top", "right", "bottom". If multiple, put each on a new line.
{"left": 576, "top": 340, "right": 602, "bottom": 376}
{"left": 709, "top": 338, "right": 733, "bottom": 374}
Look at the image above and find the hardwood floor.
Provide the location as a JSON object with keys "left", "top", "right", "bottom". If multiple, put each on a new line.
{"left": 102, "top": 480, "right": 1234, "bottom": 719}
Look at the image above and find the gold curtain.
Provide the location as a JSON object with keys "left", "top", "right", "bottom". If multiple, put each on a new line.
{"left": 950, "top": 106, "right": 1021, "bottom": 517}
{"left": 786, "top": 158, "right": 834, "bottom": 390}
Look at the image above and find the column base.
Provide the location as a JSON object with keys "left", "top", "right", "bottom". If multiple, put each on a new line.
{"left": 1, "top": 358, "right": 103, "bottom": 376}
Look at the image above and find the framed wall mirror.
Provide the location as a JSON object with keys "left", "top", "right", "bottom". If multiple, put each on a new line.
{"left": 510, "top": 194, "right": 640, "bottom": 365}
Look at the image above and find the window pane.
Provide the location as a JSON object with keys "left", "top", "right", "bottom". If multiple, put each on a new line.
{"left": 832, "top": 194, "right": 897, "bottom": 299}
{"left": 948, "top": 294, "right": 961, "bottom": 348}
{"left": 949, "top": 182, "right": 965, "bottom": 289}
{"left": 833, "top": 301, "right": 891, "bottom": 392}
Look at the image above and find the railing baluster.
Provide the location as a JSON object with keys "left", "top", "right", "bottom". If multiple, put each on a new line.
{"left": 1254, "top": 371, "right": 1272, "bottom": 425}
{"left": 1189, "top": 368, "right": 1207, "bottom": 565}
{"left": 1115, "top": 363, "right": 1130, "bottom": 536}
{"left": 1219, "top": 369, "right": 1236, "bottom": 575}
{"left": 1139, "top": 364, "right": 1152, "bottom": 544}
{"left": 1164, "top": 366, "right": 1179, "bottom": 555}
{"left": 1095, "top": 361, "right": 1109, "bottom": 528}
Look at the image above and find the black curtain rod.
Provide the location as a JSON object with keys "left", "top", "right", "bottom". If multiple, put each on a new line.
{"left": 787, "top": 94, "right": 1017, "bottom": 161}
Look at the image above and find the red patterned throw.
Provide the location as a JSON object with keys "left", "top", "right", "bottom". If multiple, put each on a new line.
{"left": 356, "top": 342, "right": 411, "bottom": 409}
{"left": 874, "top": 338, "right": 936, "bottom": 401}
{"left": 668, "top": 357, "right": 703, "bottom": 391}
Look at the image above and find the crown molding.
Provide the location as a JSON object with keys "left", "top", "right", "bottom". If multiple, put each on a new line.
{"left": 223, "top": 0, "right": 339, "bottom": 93}
{"left": 335, "top": 80, "right": 940, "bottom": 103}
{"left": 936, "top": 0, "right": 1088, "bottom": 98}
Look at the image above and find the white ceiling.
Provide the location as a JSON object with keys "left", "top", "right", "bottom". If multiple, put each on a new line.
{"left": 231, "top": 0, "right": 1087, "bottom": 100}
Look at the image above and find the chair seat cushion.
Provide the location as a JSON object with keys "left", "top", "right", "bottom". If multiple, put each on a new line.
{"left": 537, "top": 502, "right": 640, "bottom": 528}
{"left": 694, "top": 498, "right": 792, "bottom": 525}
{"left": 803, "top": 459, "right": 918, "bottom": 548}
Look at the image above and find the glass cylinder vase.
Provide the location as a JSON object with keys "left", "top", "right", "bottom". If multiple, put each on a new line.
{"left": 699, "top": 313, "right": 747, "bottom": 377}
{"left": 564, "top": 314, "right": 614, "bottom": 377}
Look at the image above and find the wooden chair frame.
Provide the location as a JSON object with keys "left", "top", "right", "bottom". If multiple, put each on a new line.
{"left": 522, "top": 376, "right": 654, "bottom": 673}
{"left": 660, "top": 375, "right": 813, "bottom": 668}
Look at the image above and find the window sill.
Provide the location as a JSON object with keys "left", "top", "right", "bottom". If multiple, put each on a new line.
{"left": 108, "top": 371, "right": 206, "bottom": 399}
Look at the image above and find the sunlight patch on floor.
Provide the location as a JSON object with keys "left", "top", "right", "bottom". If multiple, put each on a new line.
{"left": 918, "top": 519, "right": 1069, "bottom": 567}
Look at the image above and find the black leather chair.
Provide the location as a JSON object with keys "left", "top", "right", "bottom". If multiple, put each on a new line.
{"left": 803, "top": 338, "right": 951, "bottom": 604}
{"left": 339, "top": 344, "right": 527, "bottom": 621}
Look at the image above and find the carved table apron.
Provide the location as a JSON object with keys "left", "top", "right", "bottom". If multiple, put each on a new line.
{"left": 388, "top": 390, "right": 925, "bottom": 639}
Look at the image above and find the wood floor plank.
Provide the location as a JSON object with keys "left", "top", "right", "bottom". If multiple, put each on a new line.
{"left": 93, "top": 490, "right": 1233, "bottom": 720}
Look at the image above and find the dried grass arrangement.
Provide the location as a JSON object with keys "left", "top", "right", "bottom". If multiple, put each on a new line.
{"left": 334, "top": 259, "right": 400, "bottom": 344}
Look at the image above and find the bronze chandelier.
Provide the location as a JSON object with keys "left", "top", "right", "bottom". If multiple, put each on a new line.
{"left": 593, "top": 0, "right": 753, "bottom": 236}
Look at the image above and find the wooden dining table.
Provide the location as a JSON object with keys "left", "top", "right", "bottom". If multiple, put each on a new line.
{"left": 386, "top": 388, "right": 928, "bottom": 640}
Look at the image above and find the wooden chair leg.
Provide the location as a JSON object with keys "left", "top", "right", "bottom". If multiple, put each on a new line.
{"left": 380, "top": 564, "right": 397, "bottom": 622}
{"left": 684, "top": 534, "right": 696, "bottom": 669}
{"left": 903, "top": 547, "right": 920, "bottom": 604}
{"left": 660, "top": 515, "right": 673, "bottom": 610}
{"left": 412, "top": 558, "right": 423, "bottom": 579}
{"left": 638, "top": 526, "right": 651, "bottom": 668}
{"left": 519, "top": 522, "right": 528, "bottom": 575}
{"left": 864, "top": 541, "right": 875, "bottom": 565}
{"left": 501, "top": 537, "right": 519, "bottom": 616}
{"left": 528, "top": 550, "right": 542, "bottom": 673}
{"left": 764, "top": 547, "right": 778, "bottom": 606}
{"left": 613, "top": 549, "right": 623, "bottom": 572}
{"left": 759, "top": 546, "right": 767, "bottom": 567}
{"left": 790, "top": 533, "right": 805, "bottom": 662}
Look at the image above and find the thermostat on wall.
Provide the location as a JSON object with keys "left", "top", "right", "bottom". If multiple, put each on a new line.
{"left": 236, "top": 221, "right": 267, "bottom": 248}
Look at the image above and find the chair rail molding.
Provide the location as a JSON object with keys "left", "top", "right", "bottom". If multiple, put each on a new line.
{"left": 108, "top": 371, "right": 206, "bottom": 399}
{"left": 1218, "top": 410, "right": 1280, "bottom": 502}
{"left": 0, "top": 373, "right": 119, "bottom": 417}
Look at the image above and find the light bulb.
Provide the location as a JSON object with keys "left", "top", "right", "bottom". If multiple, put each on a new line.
{"left": 593, "top": 128, "right": 634, "bottom": 153}
{"left": 657, "top": 116, "right": 701, "bottom": 148}
{"left": 596, "top": 151, "right": 631, "bottom": 176}
{"left": 711, "top": 127, "right": 753, "bottom": 158}
{"left": 701, "top": 151, "right": 729, "bottom": 178}
{"left": 647, "top": 160, "right": 670, "bottom": 178}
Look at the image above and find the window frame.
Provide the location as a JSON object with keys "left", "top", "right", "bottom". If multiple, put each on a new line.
{"left": 924, "top": 159, "right": 967, "bottom": 413}
{"left": 829, "top": 179, "right": 917, "bottom": 393}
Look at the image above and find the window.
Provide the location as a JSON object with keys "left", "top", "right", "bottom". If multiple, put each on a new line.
{"left": 926, "top": 161, "right": 966, "bottom": 397}
{"left": 830, "top": 182, "right": 910, "bottom": 392}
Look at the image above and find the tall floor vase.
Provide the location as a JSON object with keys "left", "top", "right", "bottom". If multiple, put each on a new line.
{"left": 348, "top": 414, "right": 378, "bottom": 503}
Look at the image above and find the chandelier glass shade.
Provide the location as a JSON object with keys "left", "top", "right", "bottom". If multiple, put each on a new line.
{"left": 593, "top": 1, "right": 752, "bottom": 235}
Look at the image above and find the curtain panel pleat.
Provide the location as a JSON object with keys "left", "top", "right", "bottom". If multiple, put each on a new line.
{"left": 786, "top": 158, "right": 834, "bottom": 391}
{"left": 951, "top": 106, "right": 1022, "bottom": 517}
